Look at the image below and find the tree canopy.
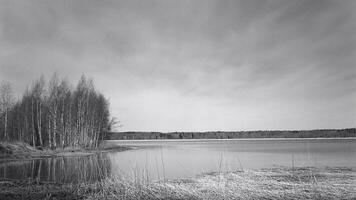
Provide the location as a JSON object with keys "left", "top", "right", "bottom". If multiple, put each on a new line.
{"left": 0, "top": 74, "right": 112, "bottom": 149}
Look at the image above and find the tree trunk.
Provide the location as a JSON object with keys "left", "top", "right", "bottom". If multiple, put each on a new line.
{"left": 31, "top": 99, "right": 35, "bottom": 147}
{"left": 61, "top": 103, "right": 65, "bottom": 148}
{"left": 48, "top": 119, "right": 52, "bottom": 149}
{"left": 53, "top": 108, "right": 57, "bottom": 148}
{"left": 37, "top": 101, "right": 43, "bottom": 146}
{"left": 4, "top": 109, "right": 7, "bottom": 140}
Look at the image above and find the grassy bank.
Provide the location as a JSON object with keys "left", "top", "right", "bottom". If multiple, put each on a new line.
{"left": 0, "top": 142, "right": 130, "bottom": 163}
{"left": 1, "top": 167, "right": 355, "bottom": 200}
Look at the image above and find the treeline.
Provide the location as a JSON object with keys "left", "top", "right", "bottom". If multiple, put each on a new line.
{"left": 106, "top": 128, "right": 356, "bottom": 140}
{"left": 0, "top": 74, "right": 112, "bottom": 149}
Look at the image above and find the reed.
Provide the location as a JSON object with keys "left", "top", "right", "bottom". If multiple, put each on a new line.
{"left": 1, "top": 166, "right": 355, "bottom": 199}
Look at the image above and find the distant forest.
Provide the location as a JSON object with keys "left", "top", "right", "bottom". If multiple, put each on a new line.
{"left": 107, "top": 128, "right": 356, "bottom": 140}
{"left": 0, "top": 74, "right": 113, "bottom": 148}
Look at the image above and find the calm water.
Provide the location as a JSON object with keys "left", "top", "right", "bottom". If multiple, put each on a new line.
{"left": 0, "top": 153, "right": 111, "bottom": 183}
{"left": 1, "top": 139, "right": 356, "bottom": 183}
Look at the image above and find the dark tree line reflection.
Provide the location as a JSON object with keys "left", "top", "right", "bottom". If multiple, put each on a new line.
{"left": 0, "top": 153, "right": 111, "bottom": 183}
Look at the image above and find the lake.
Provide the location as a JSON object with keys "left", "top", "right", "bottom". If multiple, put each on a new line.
{"left": 1, "top": 138, "right": 355, "bottom": 183}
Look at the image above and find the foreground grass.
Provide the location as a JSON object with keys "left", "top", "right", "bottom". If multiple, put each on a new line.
{"left": 1, "top": 167, "right": 355, "bottom": 200}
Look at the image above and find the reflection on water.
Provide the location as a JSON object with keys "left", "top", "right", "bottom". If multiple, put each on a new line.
{"left": 1, "top": 139, "right": 356, "bottom": 183}
{"left": 0, "top": 153, "right": 111, "bottom": 183}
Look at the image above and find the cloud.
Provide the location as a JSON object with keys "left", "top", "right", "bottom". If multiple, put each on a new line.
{"left": 0, "top": 0, "right": 355, "bottom": 131}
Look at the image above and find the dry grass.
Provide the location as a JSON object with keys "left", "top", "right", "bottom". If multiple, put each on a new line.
{"left": 0, "top": 142, "right": 130, "bottom": 163}
{"left": 0, "top": 142, "right": 37, "bottom": 153}
{"left": 0, "top": 142, "right": 39, "bottom": 160}
{"left": 85, "top": 167, "right": 356, "bottom": 200}
{"left": 0, "top": 180, "right": 84, "bottom": 200}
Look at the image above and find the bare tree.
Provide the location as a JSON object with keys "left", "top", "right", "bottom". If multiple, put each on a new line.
{"left": 57, "top": 78, "right": 71, "bottom": 148}
{"left": 0, "top": 81, "right": 15, "bottom": 140}
{"left": 4, "top": 73, "right": 112, "bottom": 149}
{"left": 31, "top": 76, "right": 46, "bottom": 146}
{"left": 48, "top": 73, "right": 60, "bottom": 148}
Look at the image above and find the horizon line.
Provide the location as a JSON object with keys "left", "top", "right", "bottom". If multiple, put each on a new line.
{"left": 110, "top": 127, "right": 356, "bottom": 133}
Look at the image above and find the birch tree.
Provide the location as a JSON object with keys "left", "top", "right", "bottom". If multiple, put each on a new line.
{"left": 31, "top": 76, "right": 45, "bottom": 146}
{"left": 0, "top": 82, "right": 15, "bottom": 140}
{"left": 3, "top": 73, "right": 113, "bottom": 149}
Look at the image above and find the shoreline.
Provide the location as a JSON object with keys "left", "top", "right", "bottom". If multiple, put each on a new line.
{"left": 106, "top": 136, "right": 356, "bottom": 142}
{"left": 0, "top": 142, "right": 131, "bottom": 163}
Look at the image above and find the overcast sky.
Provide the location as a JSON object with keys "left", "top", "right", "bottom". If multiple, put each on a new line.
{"left": 0, "top": 0, "right": 355, "bottom": 132}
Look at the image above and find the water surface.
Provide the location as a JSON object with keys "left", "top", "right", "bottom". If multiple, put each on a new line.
{"left": 107, "top": 138, "right": 356, "bottom": 180}
{"left": 1, "top": 138, "right": 355, "bottom": 182}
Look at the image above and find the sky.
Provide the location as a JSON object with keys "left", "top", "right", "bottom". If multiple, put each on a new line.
{"left": 0, "top": 0, "right": 355, "bottom": 132}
